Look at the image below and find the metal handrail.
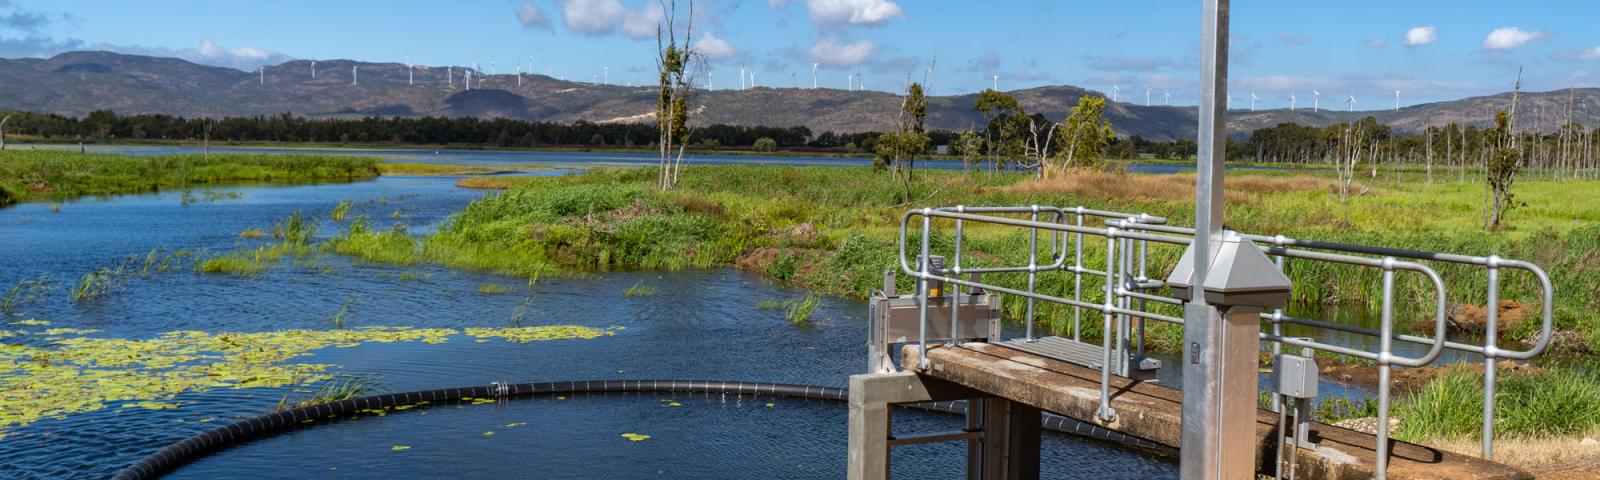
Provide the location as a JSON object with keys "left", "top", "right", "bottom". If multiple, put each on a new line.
{"left": 894, "top": 205, "right": 1553, "bottom": 477}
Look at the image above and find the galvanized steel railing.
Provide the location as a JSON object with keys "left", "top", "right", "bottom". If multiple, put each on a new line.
{"left": 895, "top": 204, "right": 1554, "bottom": 479}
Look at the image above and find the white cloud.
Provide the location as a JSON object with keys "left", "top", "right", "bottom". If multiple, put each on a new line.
{"left": 772, "top": 0, "right": 903, "bottom": 28}
{"left": 1364, "top": 38, "right": 1389, "bottom": 48}
{"left": 557, "top": 0, "right": 625, "bottom": 35}
{"left": 1403, "top": 26, "right": 1437, "bottom": 46}
{"left": 620, "top": 2, "right": 664, "bottom": 39}
{"left": 517, "top": 1, "right": 551, "bottom": 30}
{"left": 1483, "top": 27, "right": 1544, "bottom": 50}
{"left": 1579, "top": 46, "right": 1600, "bottom": 61}
{"left": 806, "top": 36, "right": 875, "bottom": 66}
{"left": 693, "top": 32, "right": 737, "bottom": 60}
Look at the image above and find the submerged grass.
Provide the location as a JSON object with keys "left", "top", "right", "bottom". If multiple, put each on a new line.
{"left": 276, "top": 374, "right": 383, "bottom": 412}
{"left": 477, "top": 283, "right": 508, "bottom": 295}
{"left": 2, "top": 276, "right": 54, "bottom": 316}
{"left": 70, "top": 267, "right": 122, "bottom": 303}
{"left": 623, "top": 282, "right": 657, "bottom": 297}
{"left": 0, "top": 150, "right": 379, "bottom": 206}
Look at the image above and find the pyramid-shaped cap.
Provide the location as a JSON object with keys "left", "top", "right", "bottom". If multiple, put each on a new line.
{"left": 1166, "top": 232, "right": 1293, "bottom": 309}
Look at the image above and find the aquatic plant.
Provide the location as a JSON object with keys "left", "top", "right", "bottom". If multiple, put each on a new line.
{"left": 322, "top": 219, "right": 419, "bottom": 265}
{"left": 70, "top": 267, "right": 122, "bottom": 303}
{"left": 508, "top": 296, "right": 533, "bottom": 326}
{"left": 623, "top": 282, "right": 657, "bottom": 297}
{"left": 784, "top": 295, "right": 822, "bottom": 325}
{"left": 0, "top": 151, "right": 379, "bottom": 206}
{"left": 239, "top": 229, "right": 265, "bottom": 239}
{"left": 397, "top": 271, "right": 430, "bottom": 282}
{"left": 477, "top": 283, "right": 508, "bottom": 295}
{"left": 330, "top": 200, "right": 354, "bottom": 221}
{"left": 2, "top": 276, "right": 54, "bottom": 316}
{"left": 273, "top": 211, "right": 317, "bottom": 246}
{"left": 0, "top": 324, "right": 618, "bottom": 438}
{"left": 276, "top": 374, "right": 383, "bottom": 412}
{"left": 330, "top": 295, "right": 360, "bottom": 329}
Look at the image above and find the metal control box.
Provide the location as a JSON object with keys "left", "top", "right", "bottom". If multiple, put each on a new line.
{"left": 866, "top": 267, "right": 1002, "bottom": 373}
{"left": 1274, "top": 353, "right": 1319, "bottom": 399}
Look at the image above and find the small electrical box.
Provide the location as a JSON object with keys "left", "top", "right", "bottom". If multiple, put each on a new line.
{"left": 1274, "top": 353, "right": 1319, "bottom": 399}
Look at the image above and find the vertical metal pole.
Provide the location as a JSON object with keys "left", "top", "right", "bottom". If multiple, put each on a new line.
{"left": 917, "top": 211, "right": 932, "bottom": 369}
{"left": 1183, "top": 0, "right": 1239, "bottom": 479}
{"left": 1375, "top": 259, "right": 1397, "bottom": 479}
{"left": 1271, "top": 244, "right": 1286, "bottom": 413}
{"left": 1073, "top": 208, "right": 1085, "bottom": 341}
{"left": 1025, "top": 206, "right": 1040, "bottom": 341}
{"left": 952, "top": 207, "right": 964, "bottom": 345}
{"left": 1483, "top": 256, "right": 1501, "bottom": 459}
{"left": 1098, "top": 229, "right": 1119, "bottom": 421}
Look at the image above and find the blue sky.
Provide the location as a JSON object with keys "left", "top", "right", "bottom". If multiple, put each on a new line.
{"left": 2, "top": 0, "right": 1597, "bottom": 108}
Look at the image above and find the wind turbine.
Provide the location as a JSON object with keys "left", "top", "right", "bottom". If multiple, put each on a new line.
{"left": 1145, "top": 88, "right": 1152, "bottom": 106}
{"left": 1163, "top": 91, "right": 1171, "bottom": 106}
{"left": 991, "top": 74, "right": 998, "bottom": 91}
{"left": 1290, "top": 94, "right": 1296, "bottom": 111}
{"left": 516, "top": 64, "right": 523, "bottom": 87}
{"left": 311, "top": 61, "right": 316, "bottom": 78}
{"left": 812, "top": 63, "right": 819, "bottom": 89}
{"left": 352, "top": 65, "right": 358, "bottom": 85}
{"left": 465, "top": 70, "right": 472, "bottom": 90}
{"left": 259, "top": 66, "right": 264, "bottom": 84}
{"left": 1394, "top": 90, "right": 1400, "bottom": 111}
{"left": 1346, "top": 93, "right": 1356, "bottom": 112}
{"left": 739, "top": 65, "right": 746, "bottom": 90}
{"left": 528, "top": 56, "right": 535, "bottom": 76}
{"left": 707, "top": 71, "right": 713, "bottom": 89}
{"left": 604, "top": 66, "right": 609, "bottom": 85}
{"left": 448, "top": 66, "right": 453, "bottom": 85}
{"left": 1112, "top": 84, "right": 1120, "bottom": 102}
{"left": 1227, "top": 94, "right": 1232, "bottom": 109}
{"left": 1250, "top": 92, "right": 1258, "bottom": 112}
{"left": 490, "top": 61, "right": 496, "bottom": 76}
{"left": 1313, "top": 91, "right": 1320, "bottom": 112}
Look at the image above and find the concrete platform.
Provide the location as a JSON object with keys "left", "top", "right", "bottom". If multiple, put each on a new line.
{"left": 904, "top": 342, "right": 1532, "bottom": 480}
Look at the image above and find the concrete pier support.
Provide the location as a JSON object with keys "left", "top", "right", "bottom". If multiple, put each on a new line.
{"left": 848, "top": 371, "right": 1040, "bottom": 480}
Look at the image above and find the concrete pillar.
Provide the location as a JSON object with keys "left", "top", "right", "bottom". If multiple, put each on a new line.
{"left": 849, "top": 372, "right": 1039, "bottom": 480}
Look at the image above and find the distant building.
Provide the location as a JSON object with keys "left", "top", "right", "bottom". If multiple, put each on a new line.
{"left": 934, "top": 145, "right": 950, "bottom": 155}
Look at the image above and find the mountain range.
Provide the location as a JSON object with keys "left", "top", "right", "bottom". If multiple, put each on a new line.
{"left": 3, "top": 51, "right": 1596, "bottom": 141}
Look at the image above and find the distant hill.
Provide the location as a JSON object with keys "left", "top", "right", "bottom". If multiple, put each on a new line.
{"left": 1, "top": 51, "right": 1595, "bottom": 141}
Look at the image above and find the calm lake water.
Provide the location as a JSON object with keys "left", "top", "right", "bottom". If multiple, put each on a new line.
{"left": 0, "top": 148, "right": 1389, "bottom": 479}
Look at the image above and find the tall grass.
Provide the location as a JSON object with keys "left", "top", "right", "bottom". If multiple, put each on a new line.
{"left": 71, "top": 267, "right": 122, "bottom": 303}
{"left": 623, "top": 282, "right": 657, "bottom": 297}
{"left": 1394, "top": 367, "right": 1600, "bottom": 441}
{"left": 330, "top": 200, "right": 354, "bottom": 221}
{"left": 2, "top": 276, "right": 54, "bottom": 316}
{"left": 0, "top": 150, "right": 379, "bottom": 205}
{"left": 329, "top": 294, "right": 360, "bottom": 329}
{"left": 275, "top": 375, "right": 383, "bottom": 412}
{"left": 759, "top": 295, "right": 822, "bottom": 325}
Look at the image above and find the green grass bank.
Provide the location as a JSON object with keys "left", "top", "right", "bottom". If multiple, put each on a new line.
{"left": 0, "top": 150, "right": 379, "bottom": 205}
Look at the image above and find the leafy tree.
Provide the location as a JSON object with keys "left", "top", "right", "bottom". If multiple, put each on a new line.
{"left": 875, "top": 82, "right": 931, "bottom": 203}
{"left": 954, "top": 130, "right": 984, "bottom": 172}
{"left": 974, "top": 89, "right": 1024, "bottom": 170}
{"left": 1487, "top": 110, "right": 1522, "bottom": 230}
{"left": 654, "top": 0, "right": 697, "bottom": 190}
{"left": 753, "top": 137, "right": 777, "bottom": 152}
{"left": 1054, "top": 95, "right": 1117, "bottom": 172}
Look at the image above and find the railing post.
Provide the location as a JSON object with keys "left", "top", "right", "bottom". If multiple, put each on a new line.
{"left": 1025, "top": 205, "right": 1040, "bottom": 341}
{"left": 917, "top": 210, "right": 932, "bottom": 369}
{"left": 1098, "top": 227, "right": 1119, "bottom": 421}
{"left": 1375, "top": 257, "right": 1397, "bottom": 480}
{"left": 1270, "top": 235, "right": 1287, "bottom": 413}
{"left": 1483, "top": 255, "right": 1501, "bottom": 460}
{"left": 1073, "top": 207, "right": 1085, "bottom": 342}
{"left": 951, "top": 206, "right": 964, "bottom": 347}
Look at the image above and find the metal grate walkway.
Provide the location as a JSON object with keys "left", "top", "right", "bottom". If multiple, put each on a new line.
{"left": 996, "top": 336, "right": 1106, "bottom": 369}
